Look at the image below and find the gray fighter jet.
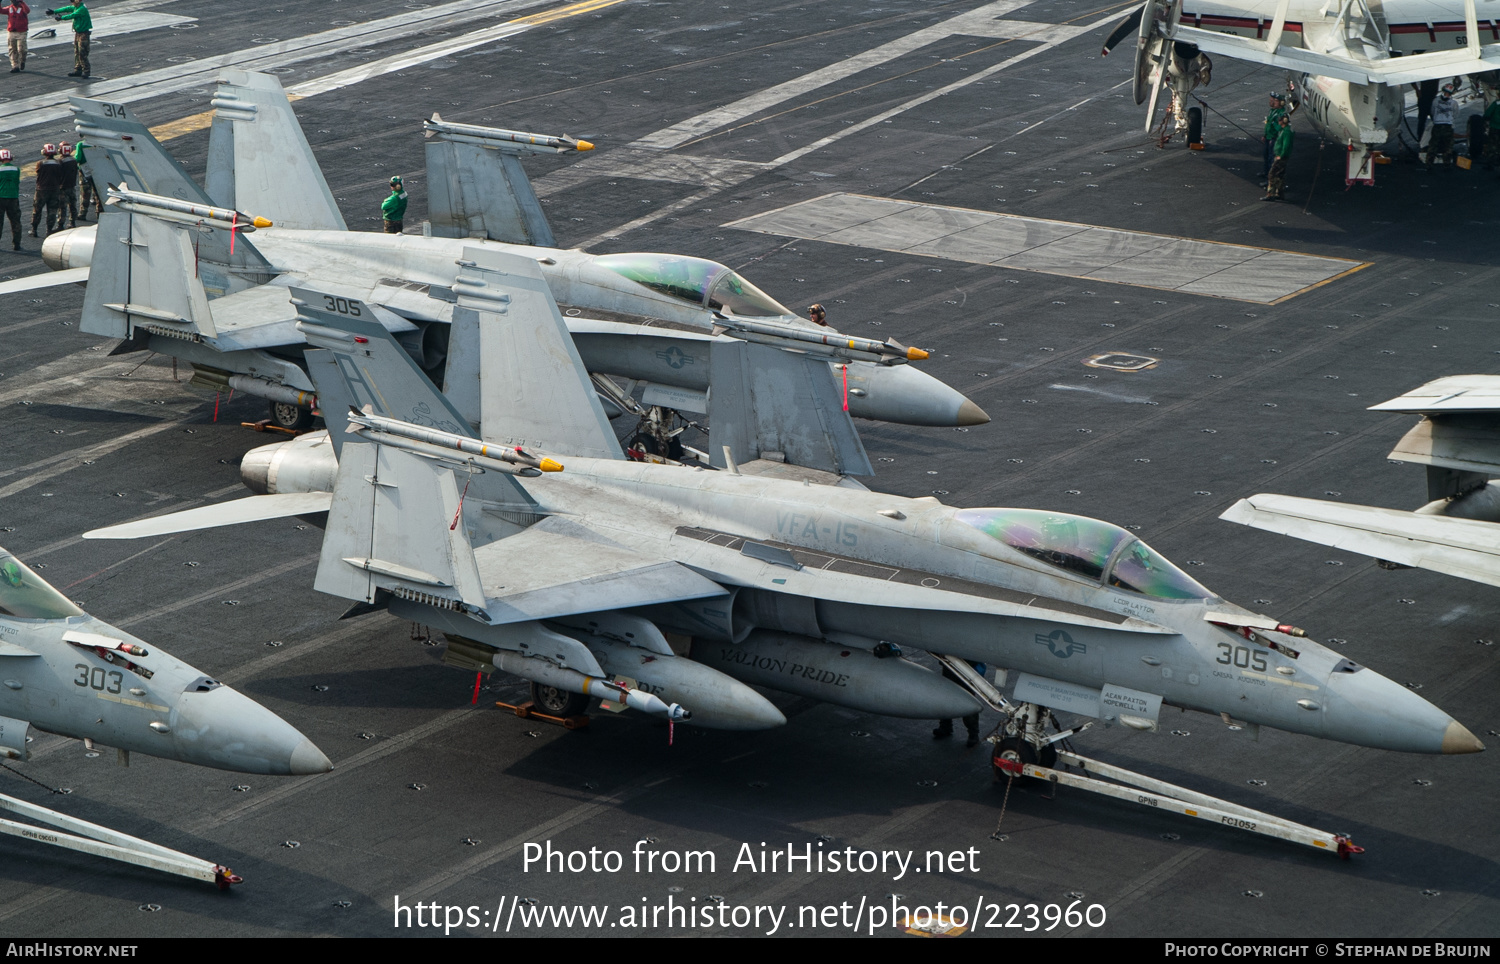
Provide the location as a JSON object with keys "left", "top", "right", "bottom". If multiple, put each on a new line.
{"left": 1224, "top": 375, "right": 1500, "bottom": 588}
{"left": 7, "top": 70, "right": 984, "bottom": 473}
{"left": 88, "top": 247, "right": 1485, "bottom": 771}
{"left": 0, "top": 547, "right": 331, "bottom": 775}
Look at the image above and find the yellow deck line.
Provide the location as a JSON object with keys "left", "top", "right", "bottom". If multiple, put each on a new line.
{"left": 11, "top": 0, "right": 628, "bottom": 181}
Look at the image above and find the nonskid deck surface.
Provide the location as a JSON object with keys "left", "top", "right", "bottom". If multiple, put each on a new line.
{"left": 0, "top": 0, "right": 1496, "bottom": 939}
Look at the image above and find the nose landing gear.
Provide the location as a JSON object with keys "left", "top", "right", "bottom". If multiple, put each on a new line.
{"left": 988, "top": 700, "right": 1363, "bottom": 858}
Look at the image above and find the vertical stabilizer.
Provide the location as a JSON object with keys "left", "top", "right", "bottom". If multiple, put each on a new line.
{"left": 708, "top": 340, "right": 873, "bottom": 476}
{"left": 313, "top": 441, "right": 487, "bottom": 614}
{"left": 451, "top": 247, "right": 623, "bottom": 460}
{"left": 71, "top": 98, "right": 212, "bottom": 204}
{"left": 293, "top": 290, "right": 472, "bottom": 457}
{"left": 423, "top": 116, "right": 593, "bottom": 245}
{"left": 80, "top": 208, "right": 217, "bottom": 341}
{"left": 206, "top": 70, "right": 346, "bottom": 231}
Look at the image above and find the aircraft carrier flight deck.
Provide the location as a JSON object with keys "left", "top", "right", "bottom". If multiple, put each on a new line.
{"left": 0, "top": 0, "right": 1496, "bottom": 939}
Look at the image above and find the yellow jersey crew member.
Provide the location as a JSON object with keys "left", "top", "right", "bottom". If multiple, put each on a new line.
{"left": 381, "top": 176, "right": 407, "bottom": 234}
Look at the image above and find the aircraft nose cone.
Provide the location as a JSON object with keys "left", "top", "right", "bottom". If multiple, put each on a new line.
{"left": 289, "top": 736, "right": 335, "bottom": 774}
{"left": 1323, "top": 667, "right": 1478, "bottom": 755}
{"left": 955, "top": 399, "right": 991, "bottom": 426}
{"left": 172, "top": 685, "right": 330, "bottom": 775}
{"left": 1443, "top": 720, "right": 1485, "bottom": 755}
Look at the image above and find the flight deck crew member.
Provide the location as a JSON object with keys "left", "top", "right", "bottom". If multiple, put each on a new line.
{"left": 0, "top": 149, "right": 21, "bottom": 250}
{"left": 1484, "top": 96, "right": 1500, "bottom": 171}
{"left": 57, "top": 140, "right": 78, "bottom": 228}
{"left": 1263, "top": 114, "right": 1294, "bottom": 201}
{"left": 48, "top": 1, "right": 90, "bottom": 78}
{"left": 1427, "top": 84, "right": 1456, "bottom": 169}
{"left": 3, "top": 0, "right": 28, "bottom": 73}
{"left": 30, "top": 144, "right": 64, "bottom": 236}
{"left": 74, "top": 139, "right": 101, "bottom": 218}
{"left": 381, "top": 175, "right": 407, "bottom": 234}
{"left": 808, "top": 303, "right": 828, "bottom": 327}
{"left": 933, "top": 661, "right": 986, "bottom": 747}
{"left": 1260, "top": 92, "right": 1285, "bottom": 184}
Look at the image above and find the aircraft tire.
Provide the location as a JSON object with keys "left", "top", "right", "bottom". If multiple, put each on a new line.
{"left": 269, "top": 400, "right": 315, "bottom": 432}
{"left": 630, "top": 432, "right": 685, "bottom": 462}
{"left": 1186, "top": 106, "right": 1204, "bottom": 148}
{"left": 992, "top": 736, "right": 1058, "bottom": 782}
{"left": 532, "top": 682, "right": 591, "bottom": 718}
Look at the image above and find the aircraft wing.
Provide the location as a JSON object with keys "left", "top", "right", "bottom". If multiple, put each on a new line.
{"left": 0, "top": 267, "right": 90, "bottom": 295}
{"left": 473, "top": 518, "right": 727, "bottom": 625}
{"left": 82, "top": 492, "right": 334, "bottom": 539}
{"left": 1364, "top": 377, "right": 1500, "bottom": 477}
{"left": 1221, "top": 494, "right": 1500, "bottom": 589}
{"left": 1173, "top": 23, "right": 1500, "bottom": 84}
{"left": 1370, "top": 376, "right": 1500, "bottom": 415}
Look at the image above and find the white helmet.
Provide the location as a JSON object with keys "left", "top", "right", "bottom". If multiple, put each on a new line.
{"left": 0, "top": 149, "right": 11, "bottom": 162}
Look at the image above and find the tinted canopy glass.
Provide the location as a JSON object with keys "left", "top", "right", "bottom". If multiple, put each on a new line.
{"left": 954, "top": 508, "right": 1211, "bottom": 600}
{"left": 596, "top": 253, "right": 791, "bottom": 317}
{"left": 0, "top": 551, "right": 84, "bottom": 619}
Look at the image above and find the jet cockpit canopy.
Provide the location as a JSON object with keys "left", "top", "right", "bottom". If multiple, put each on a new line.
{"left": 595, "top": 253, "right": 793, "bottom": 318}
{"left": 953, "top": 508, "right": 1214, "bottom": 601}
{"left": 0, "top": 549, "right": 85, "bottom": 620}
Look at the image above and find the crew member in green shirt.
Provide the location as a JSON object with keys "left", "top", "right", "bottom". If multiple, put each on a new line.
{"left": 381, "top": 175, "right": 407, "bottom": 234}
{"left": 1261, "top": 92, "right": 1286, "bottom": 185}
{"left": 0, "top": 148, "right": 21, "bottom": 250}
{"left": 1263, "top": 114, "right": 1295, "bottom": 201}
{"left": 73, "top": 139, "right": 101, "bottom": 219}
{"left": 1483, "top": 97, "right": 1500, "bottom": 172}
{"left": 47, "top": 2, "right": 90, "bottom": 78}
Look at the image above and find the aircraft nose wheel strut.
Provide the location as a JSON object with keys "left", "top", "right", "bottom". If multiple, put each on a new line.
{"left": 989, "top": 702, "right": 1364, "bottom": 858}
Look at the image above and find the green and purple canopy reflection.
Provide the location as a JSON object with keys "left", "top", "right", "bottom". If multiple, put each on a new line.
{"left": 953, "top": 509, "right": 1212, "bottom": 601}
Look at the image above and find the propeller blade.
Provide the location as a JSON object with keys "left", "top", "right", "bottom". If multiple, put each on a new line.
{"left": 1102, "top": 4, "right": 1144, "bottom": 55}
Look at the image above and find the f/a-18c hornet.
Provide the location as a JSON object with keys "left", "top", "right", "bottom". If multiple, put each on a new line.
{"left": 0, "top": 546, "right": 330, "bottom": 887}
{"left": 2, "top": 70, "right": 985, "bottom": 479}
{"left": 88, "top": 240, "right": 1483, "bottom": 856}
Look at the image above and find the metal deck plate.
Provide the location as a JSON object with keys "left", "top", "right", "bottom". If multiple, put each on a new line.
{"left": 724, "top": 192, "right": 1368, "bottom": 304}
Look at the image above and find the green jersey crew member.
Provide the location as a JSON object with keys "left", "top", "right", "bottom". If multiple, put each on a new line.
{"left": 1263, "top": 114, "right": 1294, "bottom": 201}
{"left": 0, "top": 149, "right": 21, "bottom": 250}
{"left": 47, "top": 1, "right": 89, "bottom": 78}
{"left": 381, "top": 175, "right": 407, "bottom": 234}
{"left": 1484, "top": 97, "right": 1500, "bottom": 171}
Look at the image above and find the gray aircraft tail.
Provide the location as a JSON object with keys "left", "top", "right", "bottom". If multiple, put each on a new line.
{"left": 71, "top": 98, "right": 212, "bottom": 205}
{"left": 708, "top": 341, "right": 873, "bottom": 477}
{"left": 444, "top": 247, "right": 625, "bottom": 460}
{"left": 206, "top": 70, "right": 347, "bottom": 231}
{"left": 294, "top": 289, "right": 475, "bottom": 458}
{"left": 295, "top": 289, "right": 534, "bottom": 611}
{"left": 80, "top": 199, "right": 273, "bottom": 341}
{"left": 423, "top": 115, "right": 592, "bottom": 246}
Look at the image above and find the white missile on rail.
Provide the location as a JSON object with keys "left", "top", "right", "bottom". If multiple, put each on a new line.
{"left": 105, "top": 186, "right": 272, "bottom": 232}
{"left": 345, "top": 406, "right": 563, "bottom": 476}
{"left": 422, "top": 113, "right": 594, "bottom": 154}
{"left": 491, "top": 652, "right": 690, "bottom": 721}
{"left": 712, "top": 317, "right": 930, "bottom": 365}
